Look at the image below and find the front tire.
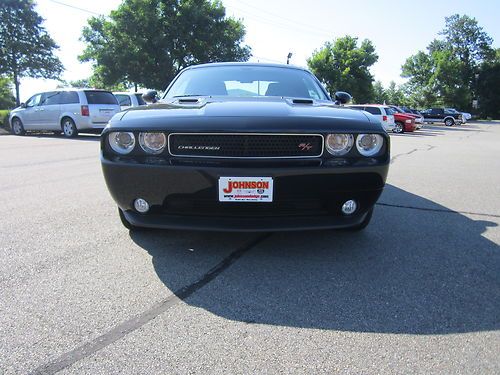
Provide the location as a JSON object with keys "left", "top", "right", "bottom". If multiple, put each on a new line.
{"left": 348, "top": 208, "right": 373, "bottom": 231}
{"left": 62, "top": 117, "right": 78, "bottom": 138}
{"left": 118, "top": 208, "right": 143, "bottom": 231}
{"left": 393, "top": 122, "right": 404, "bottom": 134}
{"left": 11, "top": 118, "right": 25, "bottom": 136}
{"left": 444, "top": 118, "right": 454, "bottom": 127}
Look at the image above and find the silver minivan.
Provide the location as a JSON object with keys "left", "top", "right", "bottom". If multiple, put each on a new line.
{"left": 9, "top": 89, "right": 121, "bottom": 137}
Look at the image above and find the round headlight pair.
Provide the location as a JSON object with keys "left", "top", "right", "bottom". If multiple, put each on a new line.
{"left": 109, "top": 132, "right": 135, "bottom": 154}
{"left": 325, "top": 134, "right": 354, "bottom": 156}
{"left": 355, "top": 134, "right": 384, "bottom": 156}
{"left": 108, "top": 132, "right": 166, "bottom": 155}
{"left": 325, "top": 133, "right": 383, "bottom": 157}
{"left": 139, "top": 132, "right": 166, "bottom": 154}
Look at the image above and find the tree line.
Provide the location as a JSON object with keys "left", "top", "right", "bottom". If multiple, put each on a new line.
{"left": 1, "top": 0, "right": 499, "bottom": 118}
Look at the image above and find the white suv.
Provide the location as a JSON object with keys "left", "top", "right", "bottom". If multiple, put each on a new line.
{"left": 347, "top": 104, "right": 396, "bottom": 132}
{"left": 9, "top": 89, "right": 121, "bottom": 137}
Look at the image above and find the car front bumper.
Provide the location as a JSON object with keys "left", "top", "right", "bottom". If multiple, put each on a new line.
{"left": 101, "top": 155, "right": 389, "bottom": 231}
{"left": 404, "top": 123, "right": 418, "bottom": 132}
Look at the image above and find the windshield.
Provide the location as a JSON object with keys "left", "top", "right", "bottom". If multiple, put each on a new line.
{"left": 385, "top": 107, "right": 398, "bottom": 115}
{"left": 391, "top": 106, "right": 404, "bottom": 113}
{"left": 164, "top": 65, "right": 329, "bottom": 100}
{"left": 446, "top": 108, "right": 459, "bottom": 113}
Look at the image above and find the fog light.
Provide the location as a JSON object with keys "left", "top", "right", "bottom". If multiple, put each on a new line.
{"left": 134, "top": 198, "right": 150, "bottom": 213}
{"left": 342, "top": 200, "right": 357, "bottom": 215}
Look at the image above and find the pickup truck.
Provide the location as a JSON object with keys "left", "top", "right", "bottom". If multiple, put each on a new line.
{"left": 420, "top": 108, "right": 464, "bottom": 126}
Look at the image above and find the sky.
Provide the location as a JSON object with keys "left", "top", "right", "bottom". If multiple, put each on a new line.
{"left": 16, "top": 0, "right": 500, "bottom": 102}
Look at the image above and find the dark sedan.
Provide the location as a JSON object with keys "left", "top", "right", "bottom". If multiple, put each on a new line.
{"left": 100, "top": 63, "right": 390, "bottom": 232}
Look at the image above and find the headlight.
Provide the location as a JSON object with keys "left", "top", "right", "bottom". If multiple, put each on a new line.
{"left": 139, "top": 132, "right": 166, "bottom": 154}
{"left": 325, "top": 134, "right": 354, "bottom": 156}
{"left": 356, "top": 134, "right": 384, "bottom": 156}
{"left": 109, "top": 132, "right": 135, "bottom": 154}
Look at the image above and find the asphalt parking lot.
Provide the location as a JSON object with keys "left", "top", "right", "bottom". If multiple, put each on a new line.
{"left": 1, "top": 122, "right": 499, "bottom": 374}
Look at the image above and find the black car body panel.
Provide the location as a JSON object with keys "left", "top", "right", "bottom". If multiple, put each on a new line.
{"left": 101, "top": 63, "right": 390, "bottom": 231}
{"left": 112, "top": 98, "right": 378, "bottom": 133}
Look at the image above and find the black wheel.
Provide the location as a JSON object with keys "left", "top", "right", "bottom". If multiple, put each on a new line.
{"left": 348, "top": 208, "right": 373, "bottom": 231}
{"left": 11, "top": 117, "right": 25, "bottom": 136}
{"left": 62, "top": 117, "right": 78, "bottom": 137}
{"left": 118, "top": 208, "right": 143, "bottom": 231}
{"left": 444, "top": 118, "right": 454, "bottom": 127}
{"left": 393, "top": 122, "right": 404, "bottom": 133}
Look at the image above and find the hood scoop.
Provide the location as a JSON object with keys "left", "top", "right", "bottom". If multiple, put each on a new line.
{"left": 291, "top": 98, "right": 314, "bottom": 105}
{"left": 177, "top": 98, "right": 201, "bottom": 104}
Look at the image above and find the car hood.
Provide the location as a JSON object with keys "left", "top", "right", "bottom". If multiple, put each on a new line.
{"left": 9, "top": 106, "right": 23, "bottom": 114}
{"left": 393, "top": 113, "right": 416, "bottom": 120}
{"left": 109, "top": 97, "right": 384, "bottom": 133}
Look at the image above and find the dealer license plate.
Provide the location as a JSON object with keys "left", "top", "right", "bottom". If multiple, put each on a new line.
{"left": 218, "top": 177, "right": 273, "bottom": 202}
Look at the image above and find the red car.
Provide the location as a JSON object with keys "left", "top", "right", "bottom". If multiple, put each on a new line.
{"left": 388, "top": 106, "right": 419, "bottom": 133}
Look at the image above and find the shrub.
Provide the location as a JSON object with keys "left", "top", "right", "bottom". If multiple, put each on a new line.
{"left": 0, "top": 110, "right": 10, "bottom": 129}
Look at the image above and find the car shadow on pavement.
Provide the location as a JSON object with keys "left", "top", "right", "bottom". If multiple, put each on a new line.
{"left": 130, "top": 184, "right": 499, "bottom": 335}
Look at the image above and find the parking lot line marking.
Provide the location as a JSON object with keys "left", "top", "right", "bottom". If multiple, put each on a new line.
{"left": 30, "top": 233, "right": 270, "bottom": 375}
{"left": 376, "top": 202, "right": 500, "bottom": 219}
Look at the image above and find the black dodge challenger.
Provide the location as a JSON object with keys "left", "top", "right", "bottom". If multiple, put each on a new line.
{"left": 101, "top": 63, "right": 390, "bottom": 231}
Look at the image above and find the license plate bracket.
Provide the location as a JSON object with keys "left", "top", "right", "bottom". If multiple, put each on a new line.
{"left": 218, "top": 177, "right": 273, "bottom": 202}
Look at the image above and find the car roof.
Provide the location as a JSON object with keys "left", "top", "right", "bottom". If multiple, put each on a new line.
{"left": 182, "top": 61, "right": 310, "bottom": 73}
{"left": 114, "top": 92, "right": 142, "bottom": 95}
{"left": 51, "top": 88, "right": 113, "bottom": 92}
{"left": 348, "top": 104, "right": 390, "bottom": 108}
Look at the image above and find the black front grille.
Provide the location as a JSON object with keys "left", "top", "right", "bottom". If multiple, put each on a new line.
{"left": 169, "top": 133, "right": 323, "bottom": 158}
{"left": 163, "top": 197, "right": 329, "bottom": 217}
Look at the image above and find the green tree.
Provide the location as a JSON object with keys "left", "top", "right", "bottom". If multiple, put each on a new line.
{"left": 307, "top": 36, "right": 378, "bottom": 103}
{"left": 372, "top": 81, "right": 387, "bottom": 104}
{"left": 477, "top": 49, "right": 500, "bottom": 118}
{"left": 441, "top": 14, "right": 494, "bottom": 83}
{"left": 0, "top": 0, "right": 64, "bottom": 105}
{"left": 59, "top": 76, "right": 129, "bottom": 91}
{"left": 401, "top": 14, "right": 494, "bottom": 111}
{"left": 401, "top": 50, "right": 439, "bottom": 108}
{"left": 0, "top": 76, "right": 16, "bottom": 109}
{"left": 384, "top": 81, "right": 406, "bottom": 105}
{"left": 80, "top": 0, "right": 251, "bottom": 90}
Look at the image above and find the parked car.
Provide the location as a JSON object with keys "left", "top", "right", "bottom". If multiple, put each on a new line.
{"left": 346, "top": 104, "right": 396, "bottom": 132}
{"left": 420, "top": 108, "right": 464, "bottom": 126}
{"left": 402, "top": 107, "right": 424, "bottom": 117}
{"left": 10, "top": 89, "right": 121, "bottom": 137}
{"left": 101, "top": 62, "right": 390, "bottom": 232}
{"left": 114, "top": 92, "right": 147, "bottom": 110}
{"left": 462, "top": 112, "right": 472, "bottom": 121}
{"left": 445, "top": 108, "right": 470, "bottom": 123}
{"left": 389, "top": 105, "right": 423, "bottom": 130}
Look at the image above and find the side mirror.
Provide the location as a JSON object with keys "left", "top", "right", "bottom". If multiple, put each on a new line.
{"left": 334, "top": 91, "right": 352, "bottom": 105}
{"left": 20, "top": 102, "right": 26, "bottom": 108}
{"left": 142, "top": 90, "right": 159, "bottom": 104}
